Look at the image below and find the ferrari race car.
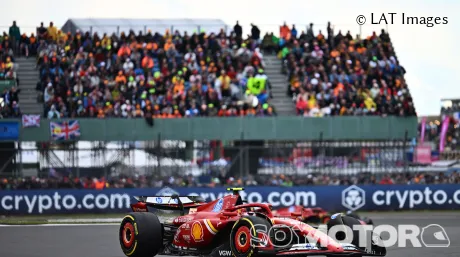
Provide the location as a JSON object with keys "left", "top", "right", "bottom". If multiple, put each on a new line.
{"left": 119, "top": 188, "right": 386, "bottom": 257}
{"left": 273, "top": 207, "right": 373, "bottom": 226}
{"left": 273, "top": 206, "right": 331, "bottom": 224}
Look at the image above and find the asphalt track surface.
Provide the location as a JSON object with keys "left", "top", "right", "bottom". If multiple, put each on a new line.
{"left": 1, "top": 212, "right": 459, "bottom": 257}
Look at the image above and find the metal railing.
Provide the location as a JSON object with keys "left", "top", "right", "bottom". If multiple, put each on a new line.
{"left": 1, "top": 138, "right": 448, "bottom": 179}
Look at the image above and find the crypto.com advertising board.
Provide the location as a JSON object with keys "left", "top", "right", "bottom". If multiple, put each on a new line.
{"left": 0, "top": 185, "right": 459, "bottom": 214}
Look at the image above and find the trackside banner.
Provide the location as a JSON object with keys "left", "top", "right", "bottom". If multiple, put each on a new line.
{"left": 1, "top": 185, "right": 460, "bottom": 214}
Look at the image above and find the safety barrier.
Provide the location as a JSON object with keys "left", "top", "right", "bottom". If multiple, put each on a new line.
{"left": 1, "top": 185, "right": 459, "bottom": 214}
{"left": 1, "top": 116, "right": 417, "bottom": 141}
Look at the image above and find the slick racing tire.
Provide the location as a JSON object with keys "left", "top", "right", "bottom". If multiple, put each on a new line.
{"left": 327, "top": 213, "right": 365, "bottom": 252}
{"left": 119, "top": 212, "right": 163, "bottom": 257}
{"left": 230, "top": 216, "right": 274, "bottom": 257}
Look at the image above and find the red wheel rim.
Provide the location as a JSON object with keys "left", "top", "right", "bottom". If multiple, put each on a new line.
{"left": 234, "top": 226, "right": 251, "bottom": 253}
{"left": 122, "top": 222, "right": 135, "bottom": 248}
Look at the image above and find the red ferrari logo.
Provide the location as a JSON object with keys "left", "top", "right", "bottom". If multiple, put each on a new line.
{"left": 191, "top": 222, "right": 203, "bottom": 242}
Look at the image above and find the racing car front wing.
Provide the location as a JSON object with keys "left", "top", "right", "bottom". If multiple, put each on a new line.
{"left": 257, "top": 243, "right": 386, "bottom": 257}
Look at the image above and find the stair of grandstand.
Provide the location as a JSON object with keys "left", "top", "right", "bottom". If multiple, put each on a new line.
{"left": 15, "top": 57, "right": 42, "bottom": 115}
{"left": 264, "top": 54, "right": 295, "bottom": 115}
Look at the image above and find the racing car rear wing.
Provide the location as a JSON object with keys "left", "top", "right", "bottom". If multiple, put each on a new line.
{"left": 134, "top": 195, "right": 205, "bottom": 205}
{"left": 133, "top": 195, "right": 205, "bottom": 215}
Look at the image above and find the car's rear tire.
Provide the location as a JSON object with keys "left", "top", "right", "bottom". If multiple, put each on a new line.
{"left": 230, "top": 216, "right": 274, "bottom": 257}
{"left": 327, "top": 213, "right": 385, "bottom": 257}
{"left": 119, "top": 212, "right": 163, "bottom": 257}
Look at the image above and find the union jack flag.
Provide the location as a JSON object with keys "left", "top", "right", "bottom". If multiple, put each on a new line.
{"left": 50, "top": 120, "right": 81, "bottom": 141}
{"left": 22, "top": 115, "right": 41, "bottom": 128}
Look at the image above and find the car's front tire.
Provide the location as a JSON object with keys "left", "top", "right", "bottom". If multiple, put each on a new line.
{"left": 230, "top": 216, "right": 273, "bottom": 257}
{"left": 119, "top": 212, "right": 163, "bottom": 257}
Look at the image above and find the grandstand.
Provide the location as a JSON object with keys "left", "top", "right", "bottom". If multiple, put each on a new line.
{"left": 2, "top": 17, "right": 458, "bottom": 191}
{"left": 440, "top": 98, "right": 460, "bottom": 116}
{"left": 416, "top": 98, "right": 460, "bottom": 165}
{"left": 31, "top": 18, "right": 279, "bottom": 118}
{"left": 4, "top": 18, "right": 417, "bottom": 118}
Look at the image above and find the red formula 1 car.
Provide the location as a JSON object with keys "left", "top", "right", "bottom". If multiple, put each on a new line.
{"left": 273, "top": 206, "right": 331, "bottom": 225}
{"left": 273, "top": 208, "right": 374, "bottom": 226}
{"left": 119, "top": 188, "right": 386, "bottom": 257}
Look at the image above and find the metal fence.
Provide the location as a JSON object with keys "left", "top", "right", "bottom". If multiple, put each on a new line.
{"left": 0, "top": 139, "right": 435, "bottom": 179}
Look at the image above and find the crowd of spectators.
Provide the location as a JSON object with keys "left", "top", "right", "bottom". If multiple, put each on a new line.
{"left": 419, "top": 119, "right": 440, "bottom": 142}
{"left": 440, "top": 99, "right": 460, "bottom": 115}
{"left": 439, "top": 101, "right": 460, "bottom": 151}
{"left": 0, "top": 21, "right": 22, "bottom": 118}
{"left": 0, "top": 86, "right": 21, "bottom": 118}
{"left": 2, "top": 20, "right": 422, "bottom": 119}
{"left": 1, "top": 171, "right": 458, "bottom": 190}
{"left": 264, "top": 22, "right": 417, "bottom": 117}
{"left": 443, "top": 120, "right": 460, "bottom": 151}
{"left": 418, "top": 116, "right": 460, "bottom": 151}
{"left": 34, "top": 21, "right": 275, "bottom": 119}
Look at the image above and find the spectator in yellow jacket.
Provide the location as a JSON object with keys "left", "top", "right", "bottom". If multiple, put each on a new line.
{"left": 47, "top": 22, "right": 58, "bottom": 41}
{"left": 364, "top": 94, "right": 377, "bottom": 110}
